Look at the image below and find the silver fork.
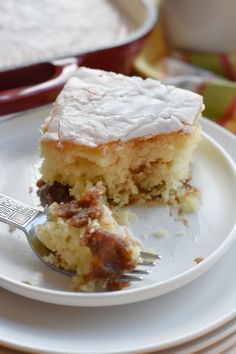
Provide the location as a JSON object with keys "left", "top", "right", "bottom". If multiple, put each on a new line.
{"left": 0, "top": 193, "right": 160, "bottom": 281}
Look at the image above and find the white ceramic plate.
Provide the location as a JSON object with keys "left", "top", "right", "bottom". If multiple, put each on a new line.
{"left": 0, "top": 116, "right": 236, "bottom": 353}
{"left": 0, "top": 107, "right": 236, "bottom": 307}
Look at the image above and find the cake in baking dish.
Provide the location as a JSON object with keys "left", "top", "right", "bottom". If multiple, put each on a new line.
{"left": 36, "top": 185, "right": 141, "bottom": 292}
{"left": 38, "top": 67, "right": 204, "bottom": 209}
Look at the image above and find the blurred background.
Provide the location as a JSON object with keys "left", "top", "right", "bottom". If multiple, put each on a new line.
{"left": 135, "top": 0, "right": 236, "bottom": 133}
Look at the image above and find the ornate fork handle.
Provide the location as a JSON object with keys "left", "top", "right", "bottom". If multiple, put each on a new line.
{"left": 0, "top": 193, "right": 40, "bottom": 232}
{"left": 0, "top": 193, "right": 160, "bottom": 281}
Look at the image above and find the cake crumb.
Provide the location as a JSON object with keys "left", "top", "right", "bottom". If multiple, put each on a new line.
{"left": 22, "top": 280, "right": 32, "bottom": 285}
{"left": 179, "top": 186, "right": 201, "bottom": 213}
{"left": 154, "top": 228, "right": 169, "bottom": 238}
{"left": 182, "top": 219, "right": 189, "bottom": 227}
{"left": 194, "top": 257, "right": 204, "bottom": 264}
{"left": 176, "top": 232, "right": 184, "bottom": 237}
{"left": 28, "top": 186, "right": 33, "bottom": 193}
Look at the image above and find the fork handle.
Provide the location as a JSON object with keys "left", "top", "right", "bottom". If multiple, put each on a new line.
{"left": 0, "top": 193, "right": 40, "bottom": 232}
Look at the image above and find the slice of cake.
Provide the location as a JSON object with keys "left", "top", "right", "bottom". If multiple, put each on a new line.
{"left": 38, "top": 67, "right": 204, "bottom": 208}
{"left": 36, "top": 185, "right": 141, "bottom": 292}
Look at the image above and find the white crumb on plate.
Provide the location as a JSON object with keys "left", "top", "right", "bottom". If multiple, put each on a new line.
{"left": 153, "top": 228, "right": 169, "bottom": 238}
{"left": 28, "top": 186, "right": 33, "bottom": 193}
{"left": 22, "top": 280, "right": 33, "bottom": 286}
{"left": 176, "top": 232, "right": 185, "bottom": 237}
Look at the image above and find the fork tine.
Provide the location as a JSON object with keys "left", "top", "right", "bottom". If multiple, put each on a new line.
{"left": 130, "top": 269, "right": 150, "bottom": 275}
{"left": 140, "top": 251, "right": 161, "bottom": 260}
{"left": 138, "top": 259, "right": 156, "bottom": 266}
{"left": 121, "top": 274, "right": 143, "bottom": 281}
{"left": 122, "top": 252, "right": 159, "bottom": 281}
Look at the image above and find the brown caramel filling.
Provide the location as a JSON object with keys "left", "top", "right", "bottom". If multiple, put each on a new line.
{"left": 36, "top": 180, "right": 73, "bottom": 206}
{"left": 81, "top": 228, "right": 134, "bottom": 290}
{"left": 57, "top": 199, "right": 102, "bottom": 228}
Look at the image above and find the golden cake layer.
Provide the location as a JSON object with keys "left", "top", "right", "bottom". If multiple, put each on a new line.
{"left": 39, "top": 67, "right": 204, "bottom": 208}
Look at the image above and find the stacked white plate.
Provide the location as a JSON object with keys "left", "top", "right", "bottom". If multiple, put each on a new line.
{"left": 0, "top": 107, "right": 236, "bottom": 354}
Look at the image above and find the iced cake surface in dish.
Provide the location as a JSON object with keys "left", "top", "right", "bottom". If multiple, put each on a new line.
{"left": 1, "top": 0, "right": 133, "bottom": 70}
{"left": 36, "top": 186, "right": 141, "bottom": 292}
{"left": 39, "top": 67, "right": 204, "bottom": 207}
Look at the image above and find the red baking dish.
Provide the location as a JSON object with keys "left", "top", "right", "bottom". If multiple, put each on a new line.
{"left": 0, "top": 0, "right": 157, "bottom": 116}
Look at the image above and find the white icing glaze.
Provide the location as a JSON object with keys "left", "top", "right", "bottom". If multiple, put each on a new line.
{"left": 43, "top": 67, "right": 204, "bottom": 147}
{"left": 1, "top": 0, "right": 133, "bottom": 70}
